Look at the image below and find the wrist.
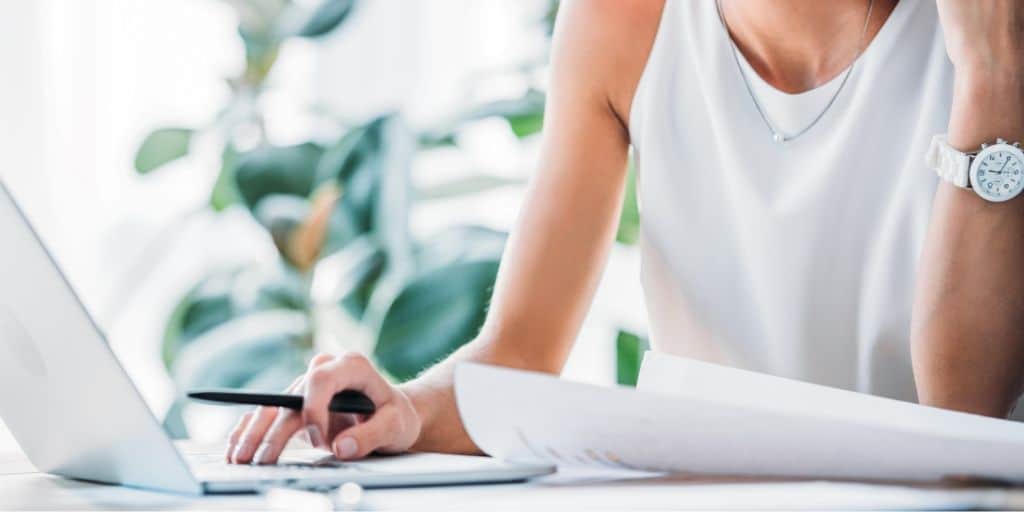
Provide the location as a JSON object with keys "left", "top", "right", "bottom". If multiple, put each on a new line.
{"left": 397, "top": 381, "right": 437, "bottom": 448}
{"left": 947, "top": 30, "right": 1024, "bottom": 78}
{"left": 955, "top": 64, "right": 1024, "bottom": 92}
{"left": 948, "top": 71, "right": 1024, "bottom": 150}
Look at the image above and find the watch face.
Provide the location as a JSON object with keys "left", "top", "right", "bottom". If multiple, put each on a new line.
{"left": 971, "top": 144, "right": 1024, "bottom": 202}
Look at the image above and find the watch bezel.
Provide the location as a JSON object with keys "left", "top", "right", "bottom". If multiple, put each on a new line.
{"left": 968, "top": 143, "right": 1024, "bottom": 203}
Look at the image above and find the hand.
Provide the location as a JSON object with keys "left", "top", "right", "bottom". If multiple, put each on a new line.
{"left": 935, "top": 0, "right": 1024, "bottom": 74}
{"left": 225, "top": 352, "right": 422, "bottom": 465}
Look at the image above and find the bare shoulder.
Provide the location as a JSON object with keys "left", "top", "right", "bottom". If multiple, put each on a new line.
{"left": 550, "top": 0, "right": 666, "bottom": 128}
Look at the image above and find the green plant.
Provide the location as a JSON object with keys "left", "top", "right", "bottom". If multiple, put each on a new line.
{"left": 615, "top": 329, "right": 648, "bottom": 387}
{"left": 136, "top": 0, "right": 645, "bottom": 435}
{"left": 136, "top": 0, "right": 560, "bottom": 437}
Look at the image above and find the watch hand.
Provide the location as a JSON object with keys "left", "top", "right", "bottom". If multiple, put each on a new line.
{"left": 997, "top": 159, "right": 1010, "bottom": 173}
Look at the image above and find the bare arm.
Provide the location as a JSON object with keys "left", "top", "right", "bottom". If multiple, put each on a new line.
{"left": 911, "top": 1, "right": 1024, "bottom": 417}
{"left": 404, "top": 0, "right": 663, "bottom": 453}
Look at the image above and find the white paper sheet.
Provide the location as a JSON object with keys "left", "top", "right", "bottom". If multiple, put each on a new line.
{"left": 454, "top": 354, "right": 1024, "bottom": 483}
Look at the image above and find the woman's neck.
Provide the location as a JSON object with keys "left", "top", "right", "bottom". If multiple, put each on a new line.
{"left": 719, "top": 0, "right": 898, "bottom": 94}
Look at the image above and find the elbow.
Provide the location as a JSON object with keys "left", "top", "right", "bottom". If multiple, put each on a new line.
{"left": 911, "top": 330, "right": 1024, "bottom": 419}
{"left": 917, "top": 393, "right": 1018, "bottom": 419}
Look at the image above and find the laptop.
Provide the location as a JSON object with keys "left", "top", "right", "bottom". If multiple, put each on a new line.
{"left": 0, "top": 181, "right": 554, "bottom": 494}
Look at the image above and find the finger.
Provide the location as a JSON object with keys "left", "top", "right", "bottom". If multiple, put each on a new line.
{"left": 253, "top": 408, "right": 304, "bottom": 465}
{"left": 225, "top": 410, "right": 254, "bottom": 462}
{"left": 309, "top": 352, "right": 335, "bottom": 368}
{"left": 329, "top": 407, "right": 401, "bottom": 460}
{"left": 328, "top": 412, "right": 360, "bottom": 439}
{"left": 232, "top": 375, "right": 304, "bottom": 464}
{"left": 297, "top": 352, "right": 339, "bottom": 447}
{"left": 233, "top": 406, "right": 279, "bottom": 464}
{"left": 302, "top": 353, "right": 391, "bottom": 449}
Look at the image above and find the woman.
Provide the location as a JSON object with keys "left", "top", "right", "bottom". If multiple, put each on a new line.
{"left": 228, "top": 0, "right": 1024, "bottom": 465}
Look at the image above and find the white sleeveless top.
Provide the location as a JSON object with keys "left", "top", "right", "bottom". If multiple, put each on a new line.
{"left": 630, "top": 0, "right": 953, "bottom": 404}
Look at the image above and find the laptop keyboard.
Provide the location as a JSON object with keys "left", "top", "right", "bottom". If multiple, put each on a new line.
{"left": 180, "top": 449, "right": 553, "bottom": 491}
{"left": 189, "top": 452, "right": 365, "bottom": 482}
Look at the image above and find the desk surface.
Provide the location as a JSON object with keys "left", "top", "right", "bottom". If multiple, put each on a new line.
{"left": 3, "top": 449, "right": 1024, "bottom": 511}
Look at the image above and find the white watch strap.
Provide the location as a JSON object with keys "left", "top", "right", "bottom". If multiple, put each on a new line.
{"left": 925, "top": 135, "right": 971, "bottom": 188}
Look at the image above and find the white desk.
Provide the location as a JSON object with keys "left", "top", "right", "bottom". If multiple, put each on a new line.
{"left": 4, "top": 448, "right": 1024, "bottom": 511}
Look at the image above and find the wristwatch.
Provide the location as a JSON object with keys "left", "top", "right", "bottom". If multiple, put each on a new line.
{"left": 926, "top": 135, "right": 1024, "bottom": 202}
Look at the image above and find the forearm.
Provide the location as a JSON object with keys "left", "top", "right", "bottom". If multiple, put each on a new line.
{"left": 911, "top": 68, "right": 1024, "bottom": 417}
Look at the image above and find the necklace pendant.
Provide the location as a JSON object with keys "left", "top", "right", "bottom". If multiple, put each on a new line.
{"left": 773, "top": 132, "right": 785, "bottom": 143}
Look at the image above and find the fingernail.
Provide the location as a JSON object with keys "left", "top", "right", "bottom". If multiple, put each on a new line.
{"left": 232, "top": 441, "right": 249, "bottom": 463}
{"left": 253, "top": 443, "right": 272, "bottom": 465}
{"left": 225, "top": 443, "right": 235, "bottom": 463}
{"left": 306, "top": 425, "right": 325, "bottom": 448}
{"left": 335, "top": 437, "right": 358, "bottom": 459}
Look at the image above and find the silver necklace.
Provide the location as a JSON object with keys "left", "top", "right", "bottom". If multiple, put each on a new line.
{"left": 714, "top": 0, "right": 875, "bottom": 143}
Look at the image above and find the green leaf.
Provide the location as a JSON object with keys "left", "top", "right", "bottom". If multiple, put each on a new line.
{"left": 417, "top": 131, "right": 457, "bottom": 149}
{"left": 162, "top": 400, "right": 190, "bottom": 440}
{"left": 416, "top": 174, "right": 523, "bottom": 201}
{"left": 338, "top": 256, "right": 384, "bottom": 319}
{"left": 322, "top": 200, "right": 362, "bottom": 254}
{"left": 226, "top": 0, "right": 287, "bottom": 85}
{"left": 162, "top": 265, "right": 309, "bottom": 370}
{"left": 414, "top": 225, "right": 506, "bottom": 271}
{"left": 615, "top": 330, "right": 648, "bottom": 387}
{"left": 373, "top": 260, "right": 500, "bottom": 382}
{"left": 370, "top": 227, "right": 505, "bottom": 382}
{"left": 171, "top": 309, "right": 310, "bottom": 391}
{"left": 232, "top": 263, "right": 311, "bottom": 312}
{"left": 234, "top": 143, "right": 323, "bottom": 210}
{"left": 464, "top": 89, "right": 546, "bottom": 139}
{"left": 239, "top": 30, "right": 280, "bottom": 85}
{"left": 313, "top": 235, "right": 385, "bottom": 319}
{"left": 243, "top": 359, "right": 308, "bottom": 392}
{"left": 507, "top": 112, "right": 544, "bottom": 138}
{"left": 162, "top": 271, "right": 241, "bottom": 370}
{"left": 373, "top": 117, "right": 416, "bottom": 280}
{"left": 210, "top": 144, "right": 242, "bottom": 211}
{"left": 316, "top": 118, "right": 387, "bottom": 234}
{"left": 253, "top": 194, "right": 311, "bottom": 261}
{"left": 315, "top": 116, "right": 415, "bottom": 278}
{"left": 616, "top": 159, "right": 640, "bottom": 245}
{"left": 316, "top": 120, "right": 382, "bottom": 184}
{"left": 134, "top": 128, "right": 194, "bottom": 174}
{"left": 222, "top": 0, "right": 288, "bottom": 35}
{"left": 293, "top": 0, "right": 356, "bottom": 38}
{"left": 542, "top": 0, "right": 559, "bottom": 36}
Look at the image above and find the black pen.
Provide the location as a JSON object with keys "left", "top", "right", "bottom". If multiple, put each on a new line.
{"left": 187, "top": 389, "right": 376, "bottom": 415}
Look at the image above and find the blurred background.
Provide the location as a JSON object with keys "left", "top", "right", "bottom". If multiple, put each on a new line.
{"left": 0, "top": 0, "right": 646, "bottom": 449}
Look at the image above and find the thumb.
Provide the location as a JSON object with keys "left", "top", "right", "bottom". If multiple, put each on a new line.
{"left": 329, "top": 408, "right": 402, "bottom": 460}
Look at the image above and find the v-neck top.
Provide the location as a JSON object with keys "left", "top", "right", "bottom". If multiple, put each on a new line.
{"left": 628, "top": 0, "right": 998, "bottom": 412}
